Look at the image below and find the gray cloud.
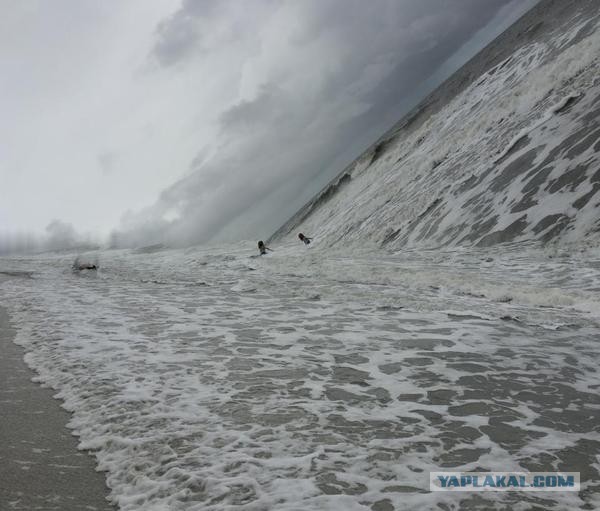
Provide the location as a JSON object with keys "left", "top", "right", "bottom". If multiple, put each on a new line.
{"left": 2, "top": 1, "right": 539, "bottom": 250}
{"left": 110, "top": 0, "right": 536, "bottom": 247}
{"left": 152, "top": 0, "right": 272, "bottom": 66}
{"left": 45, "top": 219, "right": 78, "bottom": 251}
{"left": 153, "top": 4, "right": 204, "bottom": 66}
{"left": 0, "top": 220, "right": 99, "bottom": 255}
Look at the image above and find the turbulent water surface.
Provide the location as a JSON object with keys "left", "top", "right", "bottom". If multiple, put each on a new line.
{"left": 2, "top": 1, "right": 600, "bottom": 510}
{"left": 272, "top": 0, "right": 600, "bottom": 251}
{"left": 1, "top": 242, "right": 599, "bottom": 510}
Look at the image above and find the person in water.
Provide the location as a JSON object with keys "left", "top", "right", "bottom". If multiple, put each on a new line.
{"left": 257, "top": 240, "right": 272, "bottom": 255}
{"left": 298, "top": 233, "right": 312, "bottom": 245}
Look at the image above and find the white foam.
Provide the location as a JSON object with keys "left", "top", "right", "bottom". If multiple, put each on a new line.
{"left": 492, "top": 92, "right": 582, "bottom": 164}
{"left": 280, "top": 13, "right": 600, "bottom": 250}
{"left": 0, "top": 241, "right": 598, "bottom": 510}
{"left": 2, "top": 9, "right": 600, "bottom": 511}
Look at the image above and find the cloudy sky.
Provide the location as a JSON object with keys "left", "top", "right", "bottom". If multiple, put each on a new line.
{"left": 0, "top": 0, "right": 539, "bottom": 250}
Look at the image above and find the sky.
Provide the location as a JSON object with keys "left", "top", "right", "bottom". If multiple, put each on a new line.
{"left": 0, "top": 0, "right": 540, "bottom": 251}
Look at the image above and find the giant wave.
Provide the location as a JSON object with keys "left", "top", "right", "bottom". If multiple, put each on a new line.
{"left": 271, "top": 0, "right": 600, "bottom": 251}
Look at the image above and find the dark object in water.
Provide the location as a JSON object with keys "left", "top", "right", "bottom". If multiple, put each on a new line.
{"left": 72, "top": 256, "right": 99, "bottom": 271}
{"left": 257, "top": 240, "right": 272, "bottom": 255}
{"left": 298, "top": 233, "right": 312, "bottom": 245}
{"left": 74, "top": 263, "right": 97, "bottom": 271}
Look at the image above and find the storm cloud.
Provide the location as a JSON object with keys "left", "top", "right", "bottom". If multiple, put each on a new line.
{"left": 1, "top": 0, "right": 539, "bottom": 251}
{"left": 112, "top": 0, "right": 538, "bottom": 247}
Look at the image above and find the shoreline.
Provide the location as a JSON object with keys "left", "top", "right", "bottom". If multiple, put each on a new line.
{"left": 0, "top": 303, "right": 115, "bottom": 511}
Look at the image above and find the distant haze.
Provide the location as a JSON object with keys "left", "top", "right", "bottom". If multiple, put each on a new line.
{"left": 0, "top": 0, "right": 539, "bottom": 252}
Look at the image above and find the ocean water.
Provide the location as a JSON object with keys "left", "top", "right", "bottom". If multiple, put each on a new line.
{"left": 2, "top": 2, "right": 600, "bottom": 510}
{"left": 1, "top": 242, "right": 599, "bottom": 510}
{"left": 272, "top": 1, "right": 600, "bottom": 251}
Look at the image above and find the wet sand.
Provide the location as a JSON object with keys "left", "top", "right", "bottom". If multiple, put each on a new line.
{"left": 0, "top": 303, "right": 115, "bottom": 511}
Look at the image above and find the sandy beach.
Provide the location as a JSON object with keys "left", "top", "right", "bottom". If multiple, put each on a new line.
{"left": 0, "top": 300, "right": 114, "bottom": 511}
